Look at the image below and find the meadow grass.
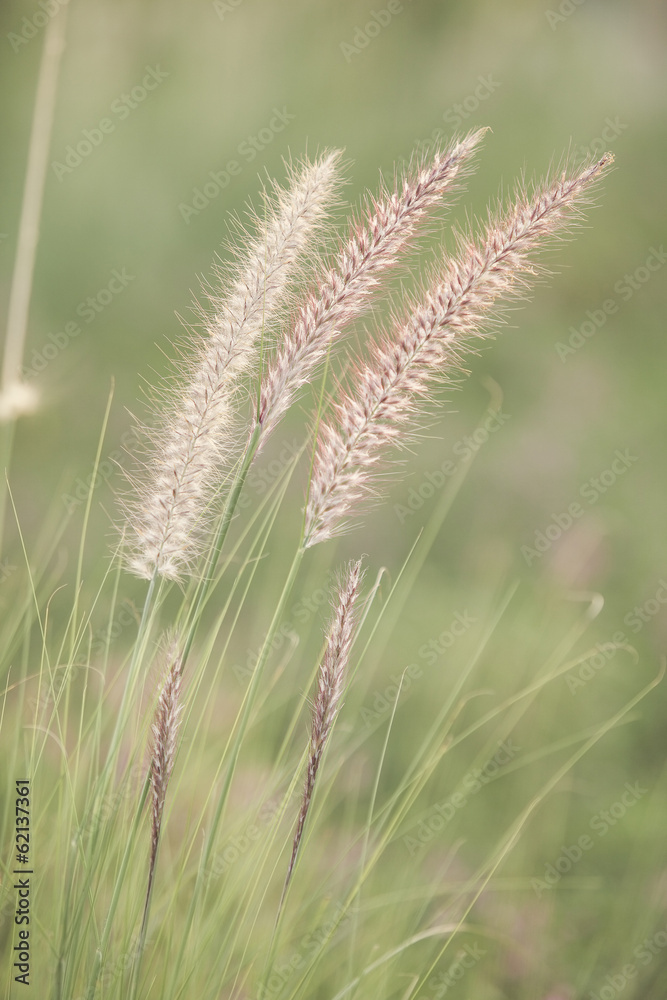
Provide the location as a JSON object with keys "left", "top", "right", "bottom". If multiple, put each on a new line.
{"left": 0, "top": 417, "right": 661, "bottom": 998}
{"left": 1, "top": 47, "right": 665, "bottom": 999}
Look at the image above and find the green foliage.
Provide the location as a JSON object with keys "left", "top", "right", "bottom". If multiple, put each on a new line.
{"left": 1, "top": 2, "right": 666, "bottom": 998}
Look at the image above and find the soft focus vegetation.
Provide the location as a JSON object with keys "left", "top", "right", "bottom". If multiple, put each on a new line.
{"left": 1, "top": 1, "right": 666, "bottom": 997}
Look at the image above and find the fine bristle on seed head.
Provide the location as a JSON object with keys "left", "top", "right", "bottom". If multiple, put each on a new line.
{"left": 122, "top": 152, "right": 341, "bottom": 580}
{"left": 149, "top": 637, "right": 184, "bottom": 870}
{"left": 257, "top": 130, "right": 486, "bottom": 441}
{"left": 303, "top": 153, "right": 613, "bottom": 547}
{"left": 282, "top": 559, "right": 363, "bottom": 896}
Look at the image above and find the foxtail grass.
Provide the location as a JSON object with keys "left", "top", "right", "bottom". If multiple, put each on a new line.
{"left": 3, "top": 123, "right": 658, "bottom": 1000}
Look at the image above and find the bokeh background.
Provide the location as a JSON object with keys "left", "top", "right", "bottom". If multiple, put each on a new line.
{"left": 2, "top": 0, "right": 667, "bottom": 994}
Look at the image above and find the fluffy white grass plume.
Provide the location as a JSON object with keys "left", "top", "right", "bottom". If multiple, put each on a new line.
{"left": 304, "top": 154, "right": 613, "bottom": 547}
{"left": 283, "top": 559, "right": 363, "bottom": 895}
{"left": 258, "top": 130, "right": 486, "bottom": 439}
{"left": 125, "top": 152, "right": 340, "bottom": 580}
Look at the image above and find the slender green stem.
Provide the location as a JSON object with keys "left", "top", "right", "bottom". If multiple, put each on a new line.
{"left": 84, "top": 774, "right": 150, "bottom": 1000}
{"left": 83, "top": 411, "right": 292, "bottom": 1000}
{"left": 204, "top": 544, "right": 304, "bottom": 872}
{"left": 81, "top": 571, "right": 158, "bottom": 875}
{"left": 346, "top": 670, "right": 407, "bottom": 989}
{"left": 129, "top": 822, "right": 161, "bottom": 1000}
{"left": 181, "top": 423, "right": 261, "bottom": 667}
{"left": 102, "top": 574, "right": 157, "bottom": 768}
{"left": 91, "top": 424, "right": 260, "bottom": 847}
{"left": 168, "top": 543, "right": 305, "bottom": 999}
{"left": 69, "top": 383, "right": 115, "bottom": 662}
{"left": 106, "top": 424, "right": 262, "bottom": 1000}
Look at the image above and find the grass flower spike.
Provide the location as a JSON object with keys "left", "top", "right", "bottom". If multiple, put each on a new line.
{"left": 126, "top": 152, "right": 340, "bottom": 580}
{"left": 304, "top": 154, "right": 613, "bottom": 547}
{"left": 127, "top": 637, "right": 184, "bottom": 992}
{"left": 148, "top": 638, "right": 183, "bottom": 895}
{"left": 283, "top": 559, "right": 363, "bottom": 895}
{"left": 258, "top": 130, "right": 485, "bottom": 438}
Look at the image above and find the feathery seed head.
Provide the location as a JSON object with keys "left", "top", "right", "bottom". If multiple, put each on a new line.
{"left": 310, "top": 558, "right": 363, "bottom": 756}
{"left": 283, "top": 559, "right": 363, "bottom": 892}
{"left": 149, "top": 636, "right": 184, "bottom": 869}
{"left": 123, "top": 152, "right": 341, "bottom": 579}
{"left": 257, "top": 130, "right": 486, "bottom": 440}
{"left": 304, "top": 154, "right": 613, "bottom": 547}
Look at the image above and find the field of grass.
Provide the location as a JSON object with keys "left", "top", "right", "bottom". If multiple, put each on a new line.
{"left": 1, "top": 1, "right": 666, "bottom": 998}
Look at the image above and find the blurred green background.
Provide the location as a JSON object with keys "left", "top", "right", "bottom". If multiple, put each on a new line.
{"left": 1, "top": 0, "right": 667, "bottom": 994}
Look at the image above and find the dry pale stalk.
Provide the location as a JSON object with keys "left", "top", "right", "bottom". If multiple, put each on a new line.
{"left": 0, "top": 8, "right": 68, "bottom": 422}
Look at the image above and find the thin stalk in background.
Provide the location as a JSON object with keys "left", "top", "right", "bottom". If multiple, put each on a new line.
{"left": 69, "top": 382, "right": 115, "bottom": 662}
{"left": 0, "top": 6, "right": 69, "bottom": 548}
{"left": 411, "top": 661, "right": 665, "bottom": 996}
